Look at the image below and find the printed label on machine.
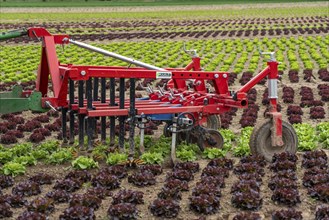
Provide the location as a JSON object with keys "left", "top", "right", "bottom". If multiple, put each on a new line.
{"left": 156, "top": 72, "right": 172, "bottom": 79}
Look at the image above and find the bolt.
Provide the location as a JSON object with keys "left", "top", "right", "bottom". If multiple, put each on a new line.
{"left": 216, "top": 108, "right": 219, "bottom": 111}
{"left": 81, "top": 70, "right": 86, "bottom": 76}
{"left": 223, "top": 74, "right": 227, "bottom": 78}
{"left": 214, "top": 74, "right": 219, "bottom": 78}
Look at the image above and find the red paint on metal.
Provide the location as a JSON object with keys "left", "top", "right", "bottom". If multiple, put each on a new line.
{"left": 237, "top": 66, "right": 270, "bottom": 94}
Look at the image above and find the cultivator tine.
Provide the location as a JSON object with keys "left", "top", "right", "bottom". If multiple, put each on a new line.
{"left": 61, "top": 107, "right": 68, "bottom": 143}
{"left": 78, "top": 81, "right": 85, "bottom": 149}
{"left": 86, "top": 78, "right": 94, "bottom": 151}
{"left": 109, "top": 78, "right": 115, "bottom": 146}
{"left": 129, "top": 78, "right": 136, "bottom": 156}
{"left": 139, "top": 115, "right": 146, "bottom": 154}
{"left": 93, "top": 78, "right": 99, "bottom": 139}
{"left": 171, "top": 117, "right": 178, "bottom": 165}
{"left": 69, "top": 79, "right": 75, "bottom": 144}
{"left": 119, "top": 78, "right": 125, "bottom": 150}
{"left": 93, "top": 77, "right": 99, "bottom": 101}
{"left": 100, "top": 78, "right": 106, "bottom": 143}
{"left": 78, "top": 80, "right": 85, "bottom": 149}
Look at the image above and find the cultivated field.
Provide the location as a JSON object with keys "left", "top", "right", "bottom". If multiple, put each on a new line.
{"left": 0, "top": 1, "right": 328, "bottom": 219}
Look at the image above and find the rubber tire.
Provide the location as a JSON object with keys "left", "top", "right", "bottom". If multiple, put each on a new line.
{"left": 249, "top": 119, "right": 298, "bottom": 162}
{"left": 198, "top": 129, "right": 224, "bottom": 151}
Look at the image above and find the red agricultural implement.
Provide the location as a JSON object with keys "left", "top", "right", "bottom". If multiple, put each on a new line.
{"left": 0, "top": 28, "right": 298, "bottom": 162}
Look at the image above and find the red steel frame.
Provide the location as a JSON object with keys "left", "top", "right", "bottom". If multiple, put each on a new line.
{"left": 26, "top": 27, "right": 283, "bottom": 145}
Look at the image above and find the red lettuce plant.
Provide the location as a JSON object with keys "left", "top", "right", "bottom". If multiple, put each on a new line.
{"left": 69, "top": 193, "right": 102, "bottom": 210}
{"left": 163, "top": 178, "right": 189, "bottom": 191}
{"left": 139, "top": 164, "right": 163, "bottom": 176}
{"left": 150, "top": 199, "right": 180, "bottom": 218}
{"left": 26, "top": 197, "right": 55, "bottom": 214}
{"left": 60, "top": 206, "right": 95, "bottom": 220}
{"left": 174, "top": 162, "right": 200, "bottom": 173}
{"left": 272, "top": 208, "right": 302, "bottom": 220}
{"left": 233, "top": 212, "right": 261, "bottom": 220}
{"left": 189, "top": 194, "right": 220, "bottom": 214}
{"left": 128, "top": 171, "right": 156, "bottom": 187}
{"left": 29, "top": 173, "right": 54, "bottom": 185}
{"left": 46, "top": 189, "right": 71, "bottom": 203}
{"left": 271, "top": 188, "right": 301, "bottom": 206}
{"left": 108, "top": 203, "right": 138, "bottom": 220}
{"left": 0, "top": 175, "right": 14, "bottom": 189}
{"left": 167, "top": 169, "right": 194, "bottom": 181}
{"left": 53, "top": 178, "right": 83, "bottom": 192}
{"left": 17, "top": 211, "right": 47, "bottom": 220}
{"left": 112, "top": 189, "right": 144, "bottom": 205}
{"left": 86, "top": 186, "right": 112, "bottom": 199}
{"left": 12, "top": 181, "right": 41, "bottom": 196}
{"left": 91, "top": 173, "right": 120, "bottom": 190}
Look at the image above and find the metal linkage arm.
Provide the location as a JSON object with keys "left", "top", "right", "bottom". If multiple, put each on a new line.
{"left": 66, "top": 39, "right": 167, "bottom": 71}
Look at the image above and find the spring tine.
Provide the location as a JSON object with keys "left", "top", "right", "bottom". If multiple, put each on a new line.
{"left": 78, "top": 80, "right": 85, "bottom": 149}
{"left": 69, "top": 79, "right": 75, "bottom": 144}
{"left": 119, "top": 78, "right": 125, "bottom": 150}
{"left": 86, "top": 78, "right": 93, "bottom": 151}
{"left": 61, "top": 107, "right": 68, "bottom": 143}
{"left": 109, "top": 78, "right": 115, "bottom": 146}
{"left": 100, "top": 78, "right": 106, "bottom": 143}
{"left": 93, "top": 77, "right": 99, "bottom": 101}
{"left": 93, "top": 78, "right": 99, "bottom": 140}
{"left": 129, "top": 78, "right": 136, "bottom": 156}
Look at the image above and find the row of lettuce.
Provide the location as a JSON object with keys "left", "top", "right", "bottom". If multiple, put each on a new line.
{"left": 1, "top": 35, "right": 328, "bottom": 83}
{"left": 0, "top": 122, "right": 328, "bottom": 177}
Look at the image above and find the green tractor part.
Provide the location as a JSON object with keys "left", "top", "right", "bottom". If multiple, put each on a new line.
{"left": 0, "top": 29, "right": 28, "bottom": 41}
{"left": 0, "top": 85, "right": 47, "bottom": 114}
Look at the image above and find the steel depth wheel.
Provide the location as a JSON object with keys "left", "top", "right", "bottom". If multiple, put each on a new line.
{"left": 163, "top": 114, "right": 221, "bottom": 138}
{"left": 198, "top": 129, "right": 224, "bottom": 151}
{"left": 201, "top": 115, "right": 221, "bottom": 130}
{"left": 249, "top": 119, "right": 298, "bottom": 162}
{"left": 163, "top": 123, "right": 172, "bottom": 137}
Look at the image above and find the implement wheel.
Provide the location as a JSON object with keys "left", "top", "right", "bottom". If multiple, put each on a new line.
{"left": 198, "top": 129, "right": 224, "bottom": 151}
{"left": 249, "top": 119, "right": 298, "bottom": 162}
{"left": 201, "top": 115, "right": 221, "bottom": 130}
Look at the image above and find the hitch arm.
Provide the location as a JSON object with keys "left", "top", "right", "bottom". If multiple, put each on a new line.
{"left": 0, "top": 28, "right": 28, "bottom": 41}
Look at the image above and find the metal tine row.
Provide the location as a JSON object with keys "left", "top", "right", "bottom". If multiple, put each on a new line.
{"left": 62, "top": 77, "right": 137, "bottom": 156}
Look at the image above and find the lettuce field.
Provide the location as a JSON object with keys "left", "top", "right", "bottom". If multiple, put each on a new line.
{"left": 0, "top": 1, "right": 328, "bottom": 219}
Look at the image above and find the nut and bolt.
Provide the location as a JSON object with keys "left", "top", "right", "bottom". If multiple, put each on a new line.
{"left": 80, "top": 70, "right": 86, "bottom": 76}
